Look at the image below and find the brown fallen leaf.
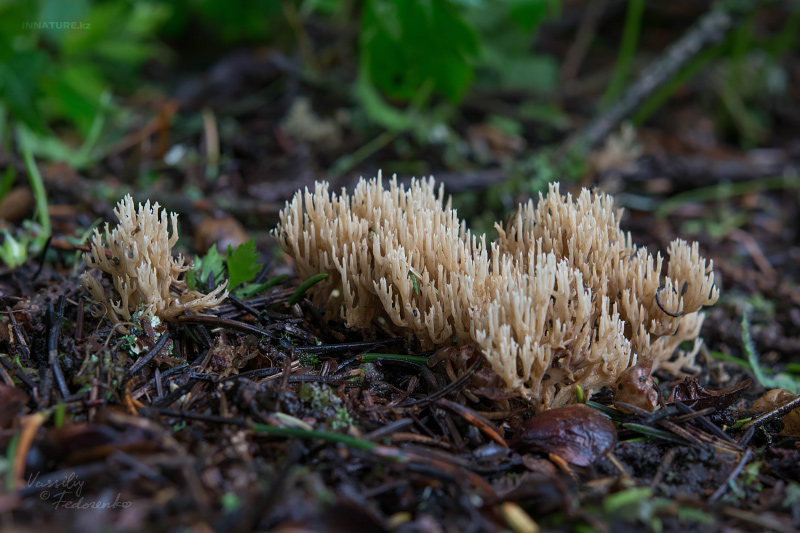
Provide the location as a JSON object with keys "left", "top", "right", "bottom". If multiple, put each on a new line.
{"left": 511, "top": 404, "right": 617, "bottom": 466}
{"left": 46, "top": 418, "right": 162, "bottom": 464}
{"left": 666, "top": 377, "right": 751, "bottom": 411}
{"left": 614, "top": 361, "right": 659, "bottom": 413}
{"left": 0, "top": 187, "right": 34, "bottom": 222}
{"left": 466, "top": 123, "right": 525, "bottom": 162}
{"left": 194, "top": 215, "right": 249, "bottom": 255}
{"left": 753, "top": 389, "right": 800, "bottom": 437}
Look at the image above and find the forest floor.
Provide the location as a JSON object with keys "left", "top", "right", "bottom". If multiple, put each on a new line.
{"left": 2, "top": 2, "right": 800, "bottom": 532}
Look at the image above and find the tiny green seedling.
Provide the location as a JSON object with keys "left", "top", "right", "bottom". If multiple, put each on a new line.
{"left": 408, "top": 268, "right": 422, "bottom": 294}
{"left": 0, "top": 230, "right": 30, "bottom": 268}
{"left": 188, "top": 239, "right": 274, "bottom": 298}
{"left": 188, "top": 244, "right": 225, "bottom": 289}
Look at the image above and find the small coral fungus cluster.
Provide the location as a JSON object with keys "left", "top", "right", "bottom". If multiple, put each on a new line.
{"left": 274, "top": 173, "right": 719, "bottom": 411}
{"left": 81, "top": 195, "right": 227, "bottom": 324}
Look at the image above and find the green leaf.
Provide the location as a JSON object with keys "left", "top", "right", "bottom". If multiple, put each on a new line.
{"left": 361, "top": 0, "right": 479, "bottom": 103}
{"left": 508, "top": 0, "right": 561, "bottom": 32}
{"left": 226, "top": 239, "right": 261, "bottom": 290}
{"left": 41, "top": 63, "right": 108, "bottom": 135}
{"left": 355, "top": 67, "right": 413, "bottom": 132}
{"left": 189, "top": 244, "right": 225, "bottom": 290}
{"left": 235, "top": 274, "right": 288, "bottom": 299}
{"left": 480, "top": 45, "right": 558, "bottom": 93}
{"left": 465, "top": 1, "right": 558, "bottom": 95}
{"left": 192, "top": 0, "right": 282, "bottom": 43}
{"left": 38, "top": 0, "right": 91, "bottom": 46}
{"left": 0, "top": 230, "right": 29, "bottom": 268}
{"left": 0, "top": 50, "right": 50, "bottom": 132}
{"left": 61, "top": 1, "right": 172, "bottom": 78}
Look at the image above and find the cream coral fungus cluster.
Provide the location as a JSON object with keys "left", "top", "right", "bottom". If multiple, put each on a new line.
{"left": 274, "top": 173, "right": 719, "bottom": 411}
{"left": 81, "top": 195, "right": 228, "bottom": 323}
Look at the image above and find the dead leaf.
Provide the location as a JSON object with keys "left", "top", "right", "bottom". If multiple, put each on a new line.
{"left": 614, "top": 361, "right": 659, "bottom": 413}
{"left": 467, "top": 123, "right": 525, "bottom": 161}
{"left": 511, "top": 404, "right": 617, "bottom": 466}
{"left": 753, "top": 388, "right": 800, "bottom": 437}
{"left": 194, "top": 215, "right": 249, "bottom": 255}
{"left": 666, "top": 377, "right": 751, "bottom": 411}
{"left": 0, "top": 187, "right": 34, "bottom": 222}
{"left": 47, "top": 419, "right": 162, "bottom": 464}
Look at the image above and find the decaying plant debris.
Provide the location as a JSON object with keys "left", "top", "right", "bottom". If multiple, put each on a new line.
{"left": 275, "top": 174, "right": 718, "bottom": 410}
{"left": 1, "top": 179, "right": 799, "bottom": 533}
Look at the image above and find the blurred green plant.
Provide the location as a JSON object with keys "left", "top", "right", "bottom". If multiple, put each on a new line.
{"left": 0, "top": 0, "right": 170, "bottom": 265}
{"left": 188, "top": 239, "right": 290, "bottom": 299}
{"left": 1, "top": 0, "right": 564, "bottom": 177}
{"left": 633, "top": 1, "right": 800, "bottom": 148}
{"left": 601, "top": 0, "right": 645, "bottom": 108}
{"left": 361, "top": 0, "right": 479, "bottom": 105}
{"left": 571, "top": 486, "right": 714, "bottom": 533}
{"left": 333, "top": 0, "right": 561, "bottom": 175}
{"left": 742, "top": 309, "right": 800, "bottom": 394}
{"left": 0, "top": 0, "right": 170, "bottom": 164}
{"left": 0, "top": 228, "right": 30, "bottom": 268}
{"left": 225, "top": 238, "right": 261, "bottom": 290}
{"left": 0, "top": 126, "right": 52, "bottom": 268}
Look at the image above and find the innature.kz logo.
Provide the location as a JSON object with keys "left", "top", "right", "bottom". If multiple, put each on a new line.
{"left": 22, "top": 22, "right": 91, "bottom": 30}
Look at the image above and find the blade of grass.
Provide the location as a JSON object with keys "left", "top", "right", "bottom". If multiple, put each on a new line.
{"left": 743, "top": 308, "right": 770, "bottom": 388}
{"left": 236, "top": 274, "right": 289, "bottom": 299}
{"left": 17, "top": 127, "right": 51, "bottom": 252}
{"left": 54, "top": 403, "right": 66, "bottom": 429}
{"left": 576, "top": 384, "right": 586, "bottom": 404}
{"left": 601, "top": 0, "right": 645, "bottom": 108}
{"left": 586, "top": 401, "right": 623, "bottom": 421}
{"left": 0, "top": 165, "right": 15, "bottom": 200}
{"left": 361, "top": 353, "right": 428, "bottom": 365}
{"left": 73, "top": 90, "right": 111, "bottom": 166}
{"left": 622, "top": 422, "right": 689, "bottom": 445}
{"left": 767, "top": 0, "right": 800, "bottom": 57}
{"left": 253, "top": 423, "right": 379, "bottom": 453}
{"left": 632, "top": 44, "right": 722, "bottom": 126}
{"left": 5, "top": 432, "right": 20, "bottom": 492}
{"left": 288, "top": 273, "right": 328, "bottom": 306}
{"left": 656, "top": 174, "right": 800, "bottom": 218}
{"left": 331, "top": 78, "right": 433, "bottom": 177}
{"left": 707, "top": 349, "right": 754, "bottom": 370}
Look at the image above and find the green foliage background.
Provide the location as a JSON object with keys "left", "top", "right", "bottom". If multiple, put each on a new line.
{"left": 0, "top": 0, "right": 562, "bottom": 160}
{"left": 1, "top": 0, "right": 798, "bottom": 265}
